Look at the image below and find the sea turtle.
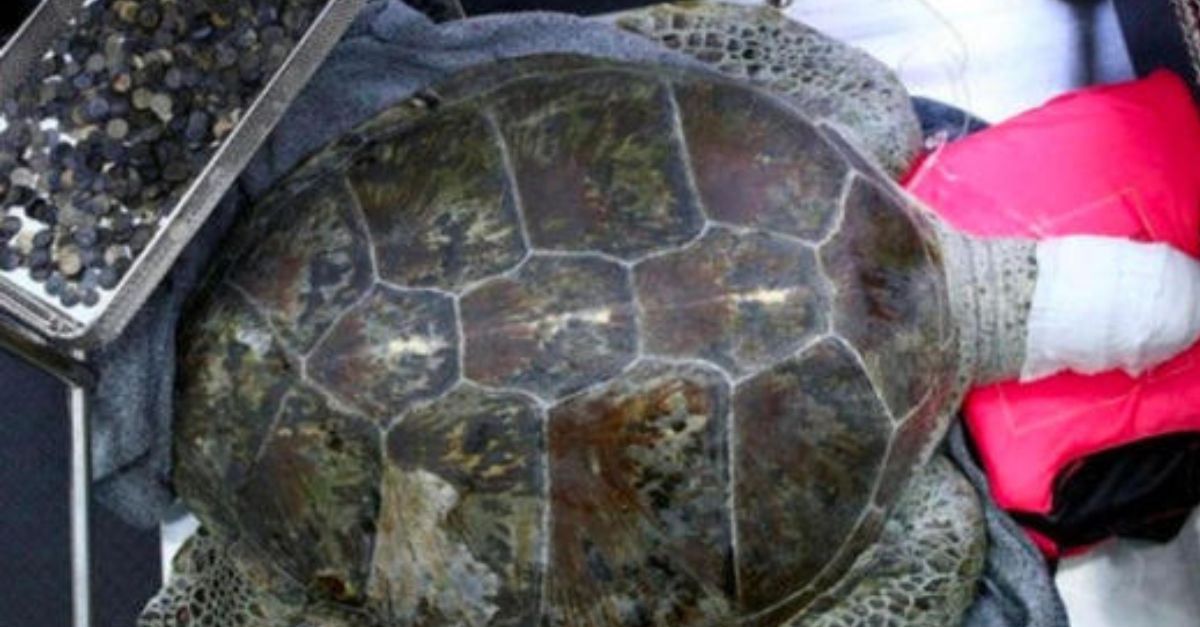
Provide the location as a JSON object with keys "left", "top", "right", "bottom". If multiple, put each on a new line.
{"left": 138, "top": 6, "right": 1031, "bottom": 627}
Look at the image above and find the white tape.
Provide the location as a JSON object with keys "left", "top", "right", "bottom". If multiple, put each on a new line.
{"left": 1022, "top": 236, "right": 1200, "bottom": 381}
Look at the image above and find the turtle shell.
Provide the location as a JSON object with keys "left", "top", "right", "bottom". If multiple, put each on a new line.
{"left": 174, "top": 54, "right": 959, "bottom": 626}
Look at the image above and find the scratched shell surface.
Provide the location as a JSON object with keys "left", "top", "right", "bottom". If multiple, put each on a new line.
{"left": 174, "top": 55, "right": 957, "bottom": 625}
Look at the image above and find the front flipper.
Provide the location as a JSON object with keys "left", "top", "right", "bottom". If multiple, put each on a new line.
{"left": 138, "top": 529, "right": 307, "bottom": 627}
{"left": 615, "top": 1, "right": 921, "bottom": 177}
{"left": 793, "top": 455, "right": 987, "bottom": 626}
{"left": 139, "top": 528, "right": 386, "bottom": 627}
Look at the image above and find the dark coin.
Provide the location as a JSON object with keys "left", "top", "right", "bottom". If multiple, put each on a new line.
{"left": 80, "top": 247, "right": 101, "bottom": 268}
{"left": 101, "top": 139, "right": 127, "bottom": 164}
{"left": 184, "top": 110, "right": 210, "bottom": 144}
{"left": 30, "top": 266, "right": 52, "bottom": 283}
{"left": 59, "top": 285, "right": 80, "bottom": 306}
{"left": 98, "top": 265, "right": 120, "bottom": 289}
{"left": 3, "top": 122, "right": 32, "bottom": 152}
{"left": 236, "top": 27, "right": 259, "bottom": 50}
{"left": 0, "top": 216, "right": 22, "bottom": 239}
{"left": 49, "top": 142, "right": 75, "bottom": 166}
{"left": 61, "top": 59, "right": 82, "bottom": 78}
{"left": 80, "top": 269, "right": 99, "bottom": 291}
{"left": 261, "top": 25, "right": 285, "bottom": 45}
{"left": 113, "top": 256, "right": 133, "bottom": 277}
{"left": 73, "top": 227, "right": 99, "bottom": 248}
{"left": 45, "top": 274, "right": 66, "bottom": 296}
{"left": 27, "top": 199, "right": 56, "bottom": 224}
{"left": 28, "top": 248, "right": 51, "bottom": 269}
{"left": 31, "top": 230, "right": 53, "bottom": 250}
{"left": 84, "top": 95, "right": 111, "bottom": 122}
{"left": 0, "top": 248, "right": 21, "bottom": 271}
{"left": 86, "top": 53, "right": 108, "bottom": 74}
{"left": 162, "top": 160, "right": 191, "bottom": 183}
{"left": 164, "top": 67, "right": 184, "bottom": 90}
{"left": 4, "top": 185, "right": 34, "bottom": 207}
{"left": 129, "top": 225, "right": 153, "bottom": 252}
{"left": 214, "top": 44, "right": 238, "bottom": 69}
{"left": 110, "top": 213, "right": 133, "bottom": 236}
{"left": 238, "top": 51, "right": 263, "bottom": 84}
{"left": 106, "top": 118, "right": 130, "bottom": 141}
{"left": 137, "top": 5, "right": 161, "bottom": 30}
{"left": 71, "top": 72, "right": 95, "bottom": 91}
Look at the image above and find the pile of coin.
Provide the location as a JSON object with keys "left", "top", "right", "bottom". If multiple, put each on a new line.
{"left": 0, "top": 0, "right": 324, "bottom": 309}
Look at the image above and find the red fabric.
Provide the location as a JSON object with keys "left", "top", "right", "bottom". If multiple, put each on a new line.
{"left": 904, "top": 71, "right": 1200, "bottom": 552}
{"left": 906, "top": 70, "right": 1200, "bottom": 255}
{"left": 1024, "top": 528, "right": 1062, "bottom": 561}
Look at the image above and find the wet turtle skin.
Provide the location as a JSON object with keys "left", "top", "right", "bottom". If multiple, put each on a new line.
{"left": 616, "top": 1, "right": 923, "bottom": 178}
{"left": 174, "top": 54, "right": 960, "bottom": 625}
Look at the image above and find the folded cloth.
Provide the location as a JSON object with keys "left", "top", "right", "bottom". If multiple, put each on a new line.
{"left": 89, "top": 3, "right": 1066, "bottom": 626}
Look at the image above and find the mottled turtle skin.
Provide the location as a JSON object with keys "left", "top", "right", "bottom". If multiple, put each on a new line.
{"left": 616, "top": 2, "right": 923, "bottom": 177}
{"left": 162, "top": 52, "right": 977, "bottom": 626}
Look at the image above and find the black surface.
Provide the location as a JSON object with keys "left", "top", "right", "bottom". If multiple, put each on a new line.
{"left": 0, "top": 344, "right": 161, "bottom": 627}
{"left": 1013, "top": 433, "right": 1200, "bottom": 549}
{"left": 0, "top": 349, "right": 71, "bottom": 627}
{"left": 93, "top": 504, "right": 162, "bottom": 627}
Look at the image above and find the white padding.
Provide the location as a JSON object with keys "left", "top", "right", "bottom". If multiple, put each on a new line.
{"left": 1022, "top": 236, "right": 1200, "bottom": 381}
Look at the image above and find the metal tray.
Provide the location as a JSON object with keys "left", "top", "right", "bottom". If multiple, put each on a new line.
{"left": 0, "top": 0, "right": 367, "bottom": 350}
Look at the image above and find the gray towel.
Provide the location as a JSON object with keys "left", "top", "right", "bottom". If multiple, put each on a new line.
{"left": 947, "top": 422, "right": 1070, "bottom": 627}
{"left": 88, "top": 3, "right": 1067, "bottom": 626}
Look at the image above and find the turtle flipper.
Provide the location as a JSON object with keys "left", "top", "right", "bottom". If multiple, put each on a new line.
{"left": 407, "top": 0, "right": 467, "bottom": 22}
{"left": 138, "top": 528, "right": 306, "bottom": 627}
{"left": 791, "top": 455, "right": 987, "bottom": 626}
{"left": 615, "top": 1, "right": 922, "bottom": 177}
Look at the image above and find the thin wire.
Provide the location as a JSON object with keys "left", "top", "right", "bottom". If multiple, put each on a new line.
{"left": 905, "top": 0, "right": 976, "bottom": 136}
